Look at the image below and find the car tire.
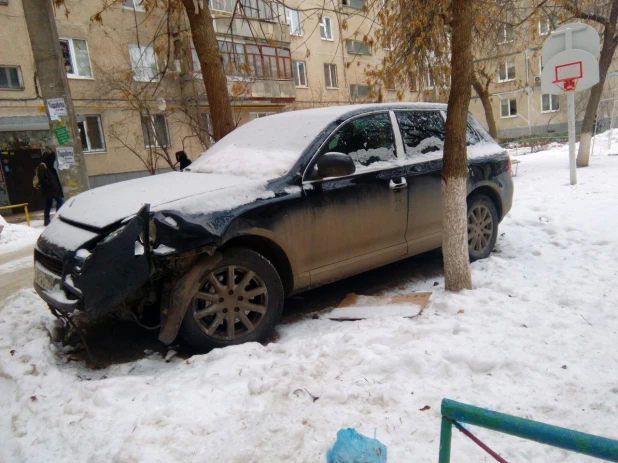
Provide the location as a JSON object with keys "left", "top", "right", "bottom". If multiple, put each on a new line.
{"left": 179, "top": 247, "right": 284, "bottom": 352}
{"left": 467, "top": 195, "right": 499, "bottom": 262}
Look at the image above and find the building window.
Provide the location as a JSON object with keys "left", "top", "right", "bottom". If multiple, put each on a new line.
{"left": 539, "top": 16, "right": 557, "bottom": 35}
{"left": 77, "top": 115, "right": 106, "bottom": 152}
{"left": 424, "top": 71, "right": 435, "bottom": 89}
{"left": 0, "top": 66, "right": 23, "bottom": 89}
{"left": 285, "top": 7, "right": 302, "bottom": 36}
{"left": 499, "top": 61, "right": 515, "bottom": 82}
{"left": 293, "top": 60, "right": 307, "bottom": 87}
{"left": 200, "top": 112, "right": 215, "bottom": 145}
{"left": 342, "top": 0, "right": 365, "bottom": 9}
{"left": 191, "top": 48, "right": 202, "bottom": 79}
{"left": 497, "top": 23, "right": 514, "bottom": 44}
{"left": 541, "top": 94, "right": 560, "bottom": 112}
{"left": 346, "top": 40, "right": 371, "bottom": 55}
{"left": 249, "top": 112, "right": 275, "bottom": 120}
{"left": 122, "top": 0, "right": 145, "bottom": 11}
{"left": 59, "top": 38, "right": 93, "bottom": 78}
{"left": 324, "top": 63, "right": 338, "bottom": 88}
{"left": 320, "top": 16, "right": 333, "bottom": 40}
{"left": 129, "top": 44, "right": 159, "bottom": 82}
{"left": 141, "top": 114, "right": 170, "bottom": 148}
{"left": 500, "top": 98, "right": 517, "bottom": 118}
{"left": 350, "top": 84, "right": 370, "bottom": 98}
{"left": 219, "top": 41, "right": 245, "bottom": 75}
{"left": 219, "top": 41, "right": 292, "bottom": 79}
{"left": 385, "top": 73, "right": 395, "bottom": 91}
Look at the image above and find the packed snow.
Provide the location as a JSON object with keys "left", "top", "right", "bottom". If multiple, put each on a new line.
{"left": 0, "top": 256, "right": 33, "bottom": 275}
{"left": 0, "top": 220, "right": 43, "bottom": 254}
{"left": 1, "top": 139, "right": 618, "bottom": 462}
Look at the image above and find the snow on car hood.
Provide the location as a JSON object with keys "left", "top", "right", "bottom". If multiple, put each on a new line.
{"left": 58, "top": 172, "right": 256, "bottom": 229}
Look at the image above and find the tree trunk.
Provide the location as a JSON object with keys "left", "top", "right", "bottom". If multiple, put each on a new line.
{"left": 576, "top": 2, "right": 618, "bottom": 167}
{"left": 471, "top": 72, "right": 498, "bottom": 140}
{"left": 442, "top": 0, "right": 473, "bottom": 292}
{"left": 181, "top": 0, "right": 235, "bottom": 141}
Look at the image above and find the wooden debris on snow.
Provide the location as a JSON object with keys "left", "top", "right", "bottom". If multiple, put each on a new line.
{"left": 328, "top": 291, "right": 432, "bottom": 321}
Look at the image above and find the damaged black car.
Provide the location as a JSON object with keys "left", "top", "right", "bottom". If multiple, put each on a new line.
{"left": 34, "top": 103, "right": 514, "bottom": 351}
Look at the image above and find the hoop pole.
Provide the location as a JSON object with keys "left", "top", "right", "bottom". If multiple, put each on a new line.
{"left": 609, "top": 99, "right": 617, "bottom": 153}
{"left": 567, "top": 91, "right": 577, "bottom": 184}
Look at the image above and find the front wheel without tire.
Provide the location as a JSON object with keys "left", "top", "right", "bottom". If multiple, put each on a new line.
{"left": 179, "top": 248, "right": 284, "bottom": 352}
{"left": 467, "top": 195, "right": 499, "bottom": 262}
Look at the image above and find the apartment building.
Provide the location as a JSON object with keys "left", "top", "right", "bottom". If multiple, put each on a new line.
{"left": 2, "top": 0, "right": 618, "bottom": 212}
{"left": 0, "top": 0, "right": 297, "bottom": 210}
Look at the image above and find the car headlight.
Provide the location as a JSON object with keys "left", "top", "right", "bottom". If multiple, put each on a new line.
{"left": 102, "top": 224, "right": 127, "bottom": 244}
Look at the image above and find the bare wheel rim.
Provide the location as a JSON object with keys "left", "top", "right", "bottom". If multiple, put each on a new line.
{"left": 191, "top": 264, "right": 269, "bottom": 341}
{"left": 467, "top": 204, "right": 494, "bottom": 254}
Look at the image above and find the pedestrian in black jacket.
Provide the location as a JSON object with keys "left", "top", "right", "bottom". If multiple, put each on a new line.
{"left": 37, "top": 150, "right": 64, "bottom": 226}
{"left": 175, "top": 150, "right": 192, "bottom": 170}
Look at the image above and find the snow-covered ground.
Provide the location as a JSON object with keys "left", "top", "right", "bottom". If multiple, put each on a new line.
{"left": 0, "top": 217, "right": 43, "bottom": 254}
{"left": 1, "top": 141, "right": 618, "bottom": 462}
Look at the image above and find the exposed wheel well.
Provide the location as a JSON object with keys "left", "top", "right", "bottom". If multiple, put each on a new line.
{"left": 222, "top": 235, "right": 294, "bottom": 296}
{"left": 469, "top": 186, "right": 503, "bottom": 220}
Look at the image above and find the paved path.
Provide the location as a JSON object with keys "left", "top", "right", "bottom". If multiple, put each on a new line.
{"left": 0, "top": 245, "right": 34, "bottom": 307}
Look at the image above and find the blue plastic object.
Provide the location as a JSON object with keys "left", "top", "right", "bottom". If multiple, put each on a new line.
{"left": 326, "top": 428, "right": 387, "bottom": 463}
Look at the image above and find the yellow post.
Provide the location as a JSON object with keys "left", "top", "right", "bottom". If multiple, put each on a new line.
{"left": 24, "top": 204, "right": 30, "bottom": 227}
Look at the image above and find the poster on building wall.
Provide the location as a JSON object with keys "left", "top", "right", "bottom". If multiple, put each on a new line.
{"left": 47, "top": 98, "right": 67, "bottom": 121}
{"left": 56, "top": 147, "right": 75, "bottom": 170}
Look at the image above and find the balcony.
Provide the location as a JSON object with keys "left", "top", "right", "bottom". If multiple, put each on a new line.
{"left": 210, "top": 0, "right": 290, "bottom": 43}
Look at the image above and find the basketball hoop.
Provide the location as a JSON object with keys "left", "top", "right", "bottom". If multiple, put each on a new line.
{"left": 541, "top": 24, "right": 601, "bottom": 187}
{"left": 552, "top": 61, "right": 583, "bottom": 92}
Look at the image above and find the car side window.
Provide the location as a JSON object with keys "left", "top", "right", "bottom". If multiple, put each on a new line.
{"left": 319, "top": 113, "right": 396, "bottom": 169}
{"left": 395, "top": 110, "right": 445, "bottom": 160}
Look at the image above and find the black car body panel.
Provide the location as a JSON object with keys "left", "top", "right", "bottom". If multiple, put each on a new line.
{"left": 33, "top": 103, "right": 514, "bottom": 338}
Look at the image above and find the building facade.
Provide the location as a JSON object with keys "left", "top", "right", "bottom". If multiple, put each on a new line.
{"left": 1, "top": 0, "right": 618, "bottom": 211}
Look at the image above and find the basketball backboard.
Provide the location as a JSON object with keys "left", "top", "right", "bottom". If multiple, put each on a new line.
{"left": 542, "top": 23, "right": 600, "bottom": 65}
{"left": 541, "top": 49, "right": 599, "bottom": 94}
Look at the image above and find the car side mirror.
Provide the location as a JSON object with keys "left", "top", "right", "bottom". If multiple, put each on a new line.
{"left": 315, "top": 152, "right": 355, "bottom": 178}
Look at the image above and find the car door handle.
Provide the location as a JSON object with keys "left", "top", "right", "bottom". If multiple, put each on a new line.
{"left": 389, "top": 177, "right": 407, "bottom": 190}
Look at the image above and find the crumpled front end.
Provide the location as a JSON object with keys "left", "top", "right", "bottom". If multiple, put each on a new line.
{"left": 34, "top": 206, "right": 152, "bottom": 316}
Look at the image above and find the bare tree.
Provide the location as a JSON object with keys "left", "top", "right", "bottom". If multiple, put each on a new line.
{"left": 442, "top": 0, "right": 474, "bottom": 291}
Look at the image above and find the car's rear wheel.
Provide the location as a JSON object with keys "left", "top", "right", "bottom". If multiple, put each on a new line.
{"left": 467, "top": 195, "right": 499, "bottom": 262}
{"left": 179, "top": 248, "right": 284, "bottom": 352}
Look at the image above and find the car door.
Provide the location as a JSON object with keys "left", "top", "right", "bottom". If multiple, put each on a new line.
{"left": 393, "top": 110, "right": 446, "bottom": 255}
{"left": 393, "top": 111, "right": 490, "bottom": 256}
{"left": 299, "top": 111, "right": 409, "bottom": 286}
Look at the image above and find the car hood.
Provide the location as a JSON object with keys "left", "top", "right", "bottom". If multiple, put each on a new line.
{"left": 58, "top": 172, "right": 257, "bottom": 229}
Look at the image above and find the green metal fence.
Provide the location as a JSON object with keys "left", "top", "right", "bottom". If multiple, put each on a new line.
{"left": 439, "top": 399, "right": 618, "bottom": 462}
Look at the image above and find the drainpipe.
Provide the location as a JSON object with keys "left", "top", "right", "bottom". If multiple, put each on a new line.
{"left": 525, "top": 48, "right": 532, "bottom": 136}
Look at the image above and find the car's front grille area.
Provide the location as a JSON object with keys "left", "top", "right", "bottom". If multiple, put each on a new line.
{"left": 35, "top": 250, "right": 64, "bottom": 276}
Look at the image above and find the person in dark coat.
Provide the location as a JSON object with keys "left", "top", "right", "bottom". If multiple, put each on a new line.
{"left": 38, "top": 150, "right": 64, "bottom": 226}
{"left": 175, "top": 150, "right": 192, "bottom": 170}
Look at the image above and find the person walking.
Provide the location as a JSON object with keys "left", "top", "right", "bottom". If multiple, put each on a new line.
{"left": 175, "top": 150, "right": 192, "bottom": 170}
{"left": 37, "top": 149, "right": 64, "bottom": 226}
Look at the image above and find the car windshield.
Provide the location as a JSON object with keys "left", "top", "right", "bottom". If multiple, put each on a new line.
{"left": 188, "top": 111, "right": 336, "bottom": 180}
